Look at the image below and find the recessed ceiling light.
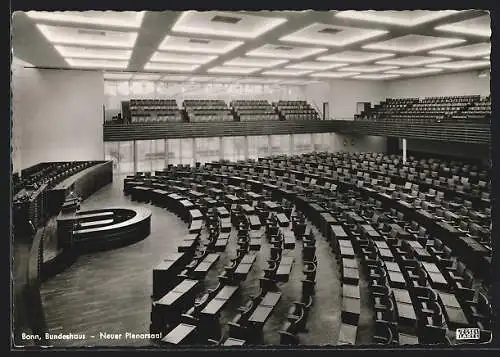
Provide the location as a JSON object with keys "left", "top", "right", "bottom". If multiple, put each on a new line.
{"left": 310, "top": 71, "right": 361, "bottom": 78}
{"left": 286, "top": 61, "right": 348, "bottom": 70}
{"left": 335, "top": 10, "right": 459, "bottom": 27}
{"left": 317, "top": 51, "right": 395, "bottom": 63}
{"left": 363, "top": 34, "right": 466, "bottom": 53}
{"left": 261, "top": 69, "right": 313, "bottom": 76}
{"left": 426, "top": 60, "right": 490, "bottom": 70}
{"left": 435, "top": 14, "right": 491, "bottom": 37}
{"left": 54, "top": 45, "right": 132, "bottom": 60}
{"left": 385, "top": 67, "right": 444, "bottom": 75}
{"left": 36, "top": 24, "right": 138, "bottom": 48}
{"left": 280, "top": 22, "right": 387, "bottom": 47}
{"left": 246, "top": 44, "right": 328, "bottom": 59}
{"left": 353, "top": 73, "right": 400, "bottom": 80}
{"left": 224, "top": 57, "right": 289, "bottom": 68}
{"left": 144, "top": 62, "right": 200, "bottom": 72}
{"left": 429, "top": 42, "right": 491, "bottom": 58}
{"left": 150, "top": 52, "right": 218, "bottom": 64}
{"left": 376, "top": 55, "right": 451, "bottom": 66}
{"left": 65, "top": 58, "right": 128, "bottom": 69}
{"left": 172, "top": 11, "right": 287, "bottom": 39}
{"left": 338, "top": 65, "right": 398, "bottom": 73}
{"left": 158, "top": 35, "right": 244, "bottom": 54}
{"left": 207, "top": 66, "right": 261, "bottom": 74}
{"left": 26, "top": 11, "right": 145, "bottom": 28}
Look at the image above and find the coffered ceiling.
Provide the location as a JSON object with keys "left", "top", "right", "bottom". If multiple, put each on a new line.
{"left": 12, "top": 10, "right": 491, "bottom": 83}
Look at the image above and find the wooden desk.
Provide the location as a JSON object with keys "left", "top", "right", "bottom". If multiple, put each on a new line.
{"left": 387, "top": 271, "right": 406, "bottom": 288}
{"left": 153, "top": 252, "right": 187, "bottom": 298}
{"left": 343, "top": 284, "right": 361, "bottom": 299}
{"left": 161, "top": 323, "right": 196, "bottom": 345}
{"left": 223, "top": 338, "right": 245, "bottom": 346}
{"left": 275, "top": 213, "right": 290, "bottom": 227}
{"left": 260, "top": 292, "right": 282, "bottom": 307}
{"left": 248, "top": 306, "right": 274, "bottom": 326}
{"left": 248, "top": 215, "right": 261, "bottom": 230}
{"left": 342, "top": 258, "right": 358, "bottom": 269}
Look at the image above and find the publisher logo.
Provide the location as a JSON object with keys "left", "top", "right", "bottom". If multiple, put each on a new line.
{"left": 456, "top": 328, "right": 480, "bottom": 340}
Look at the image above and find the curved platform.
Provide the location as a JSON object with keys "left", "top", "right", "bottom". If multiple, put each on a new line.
{"left": 57, "top": 207, "right": 152, "bottom": 253}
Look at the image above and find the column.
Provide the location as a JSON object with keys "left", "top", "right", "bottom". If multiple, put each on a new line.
{"left": 244, "top": 136, "right": 249, "bottom": 160}
{"left": 164, "top": 139, "right": 168, "bottom": 168}
{"left": 402, "top": 138, "right": 407, "bottom": 164}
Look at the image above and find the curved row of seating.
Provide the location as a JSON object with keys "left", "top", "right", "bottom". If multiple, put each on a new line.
{"left": 123, "top": 149, "right": 491, "bottom": 345}
{"left": 357, "top": 95, "right": 489, "bottom": 122}
{"left": 125, "top": 170, "right": 307, "bottom": 345}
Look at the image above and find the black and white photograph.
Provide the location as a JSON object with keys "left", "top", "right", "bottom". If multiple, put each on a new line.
{"left": 10, "top": 9, "right": 493, "bottom": 349}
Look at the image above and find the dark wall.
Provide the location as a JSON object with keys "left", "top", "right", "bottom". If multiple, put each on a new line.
{"left": 401, "top": 138, "right": 490, "bottom": 165}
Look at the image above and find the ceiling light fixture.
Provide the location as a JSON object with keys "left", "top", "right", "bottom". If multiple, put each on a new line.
{"left": 171, "top": 11, "right": 287, "bottom": 39}
{"left": 335, "top": 10, "right": 458, "bottom": 27}
{"left": 26, "top": 11, "right": 145, "bottom": 28}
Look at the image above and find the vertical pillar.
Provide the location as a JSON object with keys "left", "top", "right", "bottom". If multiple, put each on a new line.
{"left": 268, "top": 135, "right": 272, "bottom": 156}
{"left": 402, "top": 138, "right": 407, "bottom": 164}
{"left": 244, "top": 136, "right": 249, "bottom": 160}
{"left": 219, "top": 136, "right": 224, "bottom": 161}
{"left": 192, "top": 138, "right": 196, "bottom": 167}
{"left": 164, "top": 138, "right": 168, "bottom": 168}
{"left": 133, "top": 140, "right": 137, "bottom": 173}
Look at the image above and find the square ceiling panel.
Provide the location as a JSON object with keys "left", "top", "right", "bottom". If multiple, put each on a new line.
{"left": 335, "top": 10, "right": 459, "bottom": 27}
{"left": 65, "top": 58, "right": 128, "bottom": 69}
{"left": 246, "top": 44, "right": 327, "bottom": 59}
{"left": 280, "top": 23, "right": 387, "bottom": 47}
{"left": 159, "top": 35, "right": 244, "bottom": 54}
{"left": 435, "top": 14, "right": 491, "bottom": 37}
{"left": 385, "top": 67, "right": 444, "bottom": 75}
{"left": 103, "top": 72, "right": 133, "bottom": 80}
{"left": 54, "top": 45, "right": 132, "bottom": 60}
{"left": 376, "top": 55, "right": 451, "bottom": 66}
{"left": 363, "top": 34, "right": 466, "bottom": 53}
{"left": 172, "top": 11, "right": 287, "bottom": 39}
{"left": 224, "top": 57, "right": 289, "bottom": 68}
{"left": 426, "top": 60, "right": 490, "bottom": 70}
{"left": 429, "top": 42, "right": 490, "bottom": 58}
{"left": 26, "top": 11, "right": 145, "bottom": 28}
{"left": 208, "top": 66, "right": 261, "bottom": 74}
{"left": 144, "top": 62, "right": 200, "bottom": 72}
{"left": 354, "top": 73, "right": 400, "bottom": 80}
{"left": 310, "top": 71, "right": 360, "bottom": 78}
{"left": 317, "top": 51, "right": 395, "bottom": 63}
{"left": 286, "top": 61, "right": 348, "bottom": 70}
{"left": 150, "top": 52, "right": 217, "bottom": 64}
{"left": 262, "top": 69, "right": 313, "bottom": 76}
{"left": 338, "top": 64, "right": 398, "bottom": 73}
{"left": 36, "top": 24, "right": 138, "bottom": 48}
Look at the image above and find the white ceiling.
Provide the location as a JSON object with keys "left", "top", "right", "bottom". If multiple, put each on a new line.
{"left": 12, "top": 10, "right": 491, "bottom": 83}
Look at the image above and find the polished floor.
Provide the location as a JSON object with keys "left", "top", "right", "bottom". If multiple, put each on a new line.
{"left": 40, "top": 175, "right": 374, "bottom": 346}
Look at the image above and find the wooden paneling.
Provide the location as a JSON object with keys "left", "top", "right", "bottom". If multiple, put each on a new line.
{"left": 103, "top": 120, "right": 491, "bottom": 145}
